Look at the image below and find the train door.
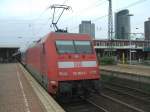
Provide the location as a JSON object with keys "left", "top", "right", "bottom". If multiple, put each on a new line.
{"left": 40, "top": 43, "right": 48, "bottom": 90}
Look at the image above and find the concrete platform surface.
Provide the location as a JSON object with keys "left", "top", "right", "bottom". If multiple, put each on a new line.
{"left": 0, "top": 63, "right": 65, "bottom": 112}
{"left": 19, "top": 64, "right": 65, "bottom": 112}
{"left": 0, "top": 63, "right": 46, "bottom": 112}
{"left": 100, "top": 64, "right": 150, "bottom": 77}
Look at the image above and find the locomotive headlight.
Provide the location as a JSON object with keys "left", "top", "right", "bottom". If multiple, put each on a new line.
{"left": 59, "top": 71, "right": 68, "bottom": 76}
{"left": 50, "top": 81, "right": 57, "bottom": 85}
{"left": 50, "top": 81, "right": 57, "bottom": 90}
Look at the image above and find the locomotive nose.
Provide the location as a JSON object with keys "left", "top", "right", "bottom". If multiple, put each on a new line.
{"left": 58, "top": 61, "right": 98, "bottom": 68}
{"left": 57, "top": 60, "right": 99, "bottom": 80}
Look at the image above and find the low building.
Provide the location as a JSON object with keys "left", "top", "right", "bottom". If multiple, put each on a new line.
{"left": 0, "top": 43, "right": 20, "bottom": 63}
{"left": 93, "top": 39, "right": 150, "bottom": 62}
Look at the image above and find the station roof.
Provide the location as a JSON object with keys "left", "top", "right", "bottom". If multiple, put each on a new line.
{"left": 0, "top": 43, "right": 20, "bottom": 48}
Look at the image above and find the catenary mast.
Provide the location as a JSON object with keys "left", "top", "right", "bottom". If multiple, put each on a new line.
{"left": 108, "top": 0, "right": 113, "bottom": 56}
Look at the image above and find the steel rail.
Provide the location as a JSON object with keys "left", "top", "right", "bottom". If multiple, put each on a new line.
{"left": 99, "top": 93, "right": 145, "bottom": 112}
{"left": 105, "top": 82, "right": 150, "bottom": 96}
{"left": 104, "top": 85, "right": 150, "bottom": 103}
{"left": 86, "top": 99, "right": 110, "bottom": 112}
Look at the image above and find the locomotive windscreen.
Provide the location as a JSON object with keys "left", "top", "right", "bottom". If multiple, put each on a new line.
{"left": 56, "top": 41, "right": 75, "bottom": 53}
{"left": 56, "top": 40, "right": 93, "bottom": 54}
{"left": 74, "top": 41, "right": 93, "bottom": 53}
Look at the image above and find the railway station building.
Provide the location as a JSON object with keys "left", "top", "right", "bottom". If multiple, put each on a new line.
{"left": 93, "top": 39, "right": 150, "bottom": 63}
{"left": 0, "top": 43, "right": 20, "bottom": 63}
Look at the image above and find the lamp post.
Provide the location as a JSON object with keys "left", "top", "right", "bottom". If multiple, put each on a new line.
{"left": 127, "top": 14, "right": 134, "bottom": 64}
{"left": 129, "top": 38, "right": 132, "bottom": 64}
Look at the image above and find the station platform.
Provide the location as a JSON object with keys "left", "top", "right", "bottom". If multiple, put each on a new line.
{"left": 0, "top": 63, "right": 65, "bottom": 112}
{"left": 100, "top": 64, "right": 150, "bottom": 77}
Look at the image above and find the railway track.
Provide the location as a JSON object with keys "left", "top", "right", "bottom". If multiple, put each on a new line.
{"left": 20, "top": 61, "right": 150, "bottom": 112}
{"left": 59, "top": 98, "right": 108, "bottom": 112}
{"left": 104, "top": 82, "right": 150, "bottom": 102}
{"left": 58, "top": 79, "right": 150, "bottom": 112}
{"left": 102, "top": 82, "right": 150, "bottom": 112}
{"left": 89, "top": 93, "right": 144, "bottom": 112}
{"left": 102, "top": 75, "right": 150, "bottom": 93}
{"left": 59, "top": 90, "right": 147, "bottom": 112}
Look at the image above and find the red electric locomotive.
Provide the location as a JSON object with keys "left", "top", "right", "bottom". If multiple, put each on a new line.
{"left": 24, "top": 32, "right": 100, "bottom": 96}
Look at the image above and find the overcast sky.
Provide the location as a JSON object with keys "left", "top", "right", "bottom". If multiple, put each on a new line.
{"left": 0, "top": 0, "right": 150, "bottom": 48}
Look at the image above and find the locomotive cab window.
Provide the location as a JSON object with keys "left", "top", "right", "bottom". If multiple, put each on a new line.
{"left": 74, "top": 41, "right": 93, "bottom": 54}
{"left": 56, "top": 40, "right": 93, "bottom": 54}
{"left": 56, "top": 41, "right": 75, "bottom": 53}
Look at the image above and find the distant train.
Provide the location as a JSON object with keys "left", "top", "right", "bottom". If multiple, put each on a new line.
{"left": 22, "top": 32, "right": 100, "bottom": 97}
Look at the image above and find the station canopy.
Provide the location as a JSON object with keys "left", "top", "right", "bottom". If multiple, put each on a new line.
{"left": 0, "top": 43, "right": 20, "bottom": 63}
{"left": 0, "top": 43, "right": 20, "bottom": 48}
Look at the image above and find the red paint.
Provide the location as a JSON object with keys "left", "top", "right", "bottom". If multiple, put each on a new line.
{"left": 25, "top": 32, "right": 100, "bottom": 94}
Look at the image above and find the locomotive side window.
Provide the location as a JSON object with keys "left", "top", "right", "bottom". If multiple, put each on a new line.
{"left": 56, "top": 41, "right": 75, "bottom": 53}
{"left": 74, "top": 41, "right": 93, "bottom": 54}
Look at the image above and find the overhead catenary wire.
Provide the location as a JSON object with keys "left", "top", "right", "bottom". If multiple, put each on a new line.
{"left": 33, "top": 0, "right": 70, "bottom": 33}
{"left": 62, "top": 0, "right": 69, "bottom": 5}
{"left": 22, "top": 0, "right": 53, "bottom": 47}
{"left": 67, "top": 0, "right": 108, "bottom": 31}
{"left": 24, "top": 0, "right": 149, "bottom": 42}
{"left": 116, "top": 0, "right": 149, "bottom": 12}
{"left": 73, "top": 0, "right": 106, "bottom": 15}
{"left": 35, "top": 17, "right": 52, "bottom": 36}
{"left": 33, "top": 8, "right": 50, "bottom": 21}
{"left": 27, "top": 0, "right": 70, "bottom": 40}
{"left": 69, "top": 0, "right": 149, "bottom": 31}
{"left": 62, "top": 0, "right": 107, "bottom": 23}
{"left": 29, "top": 0, "right": 60, "bottom": 22}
